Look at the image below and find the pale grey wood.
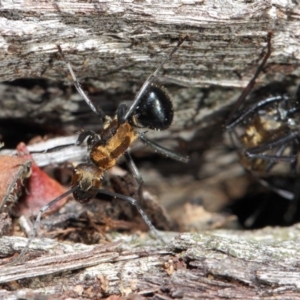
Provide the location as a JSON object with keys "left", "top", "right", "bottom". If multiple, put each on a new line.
{"left": 0, "top": 0, "right": 299, "bottom": 88}
{"left": 0, "top": 0, "right": 299, "bottom": 140}
{"left": 1, "top": 226, "right": 300, "bottom": 299}
{"left": 0, "top": 0, "right": 299, "bottom": 137}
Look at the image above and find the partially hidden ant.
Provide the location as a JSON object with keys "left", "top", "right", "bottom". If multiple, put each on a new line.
{"left": 12, "top": 36, "right": 189, "bottom": 264}
{"left": 225, "top": 32, "right": 300, "bottom": 201}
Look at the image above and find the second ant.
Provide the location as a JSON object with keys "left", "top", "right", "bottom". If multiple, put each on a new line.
{"left": 225, "top": 32, "right": 300, "bottom": 227}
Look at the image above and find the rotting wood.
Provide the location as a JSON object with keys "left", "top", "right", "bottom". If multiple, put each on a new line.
{"left": 1, "top": 227, "right": 300, "bottom": 299}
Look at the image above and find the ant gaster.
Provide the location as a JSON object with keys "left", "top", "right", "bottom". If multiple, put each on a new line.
{"left": 13, "top": 36, "right": 189, "bottom": 264}
{"left": 225, "top": 32, "right": 299, "bottom": 200}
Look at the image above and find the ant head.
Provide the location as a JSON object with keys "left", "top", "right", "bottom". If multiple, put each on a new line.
{"left": 72, "top": 163, "right": 103, "bottom": 203}
{"left": 129, "top": 84, "right": 173, "bottom": 131}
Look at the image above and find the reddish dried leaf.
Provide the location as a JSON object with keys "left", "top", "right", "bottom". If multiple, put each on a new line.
{"left": 14, "top": 142, "right": 68, "bottom": 217}
{"left": 0, "top": 155, "right": 31, "bottom": 213}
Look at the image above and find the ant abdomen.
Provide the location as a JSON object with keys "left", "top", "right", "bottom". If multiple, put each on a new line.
{"left": 131, "top": 84, "right": 173, "bottom": 130}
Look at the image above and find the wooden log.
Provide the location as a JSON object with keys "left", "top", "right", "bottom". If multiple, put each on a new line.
{"left": 1, "top": 226, "right": 300, "bottom": 299}
{"left": 1, "top": 2, "right": 300, "bottom": 298}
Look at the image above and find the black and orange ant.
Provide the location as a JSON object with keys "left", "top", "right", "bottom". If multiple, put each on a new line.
{"left": 13, "top": 36, "right": 189, "bottom": 263}
{"left": 225, "top": 32, "right": 300, "bottom": 201}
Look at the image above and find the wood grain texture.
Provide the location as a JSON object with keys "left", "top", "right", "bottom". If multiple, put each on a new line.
{"left": 1, "top": 2, "right": 300, "bottom": 299}
{"left": 0, "top": 0, "right": 299, "bottom": 86}
{"left": 0, "top": 0, "right": 300, "bottom": 135}
{"left": 1, "top": 226, "right": 300, "bottom": 299}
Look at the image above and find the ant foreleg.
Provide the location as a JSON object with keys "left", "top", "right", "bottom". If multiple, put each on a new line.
{"left": 138, "top": 133, "right": 189, "bottom": 163}
{"left": 9, "top": 187, "right": 78, "bottom": 265}
{"left": 246, "top": 152, "right": 296, "bottom": 163}
{"left": 226, "top": 95, "right": 288, "bottom": 130}
{"left": 265, "top": 144, "right": 287, "bottom": 172}
{"left": 93, "top": 188, "right": 165, "bottom": 243}
{"left": 245, "top": 130, "right": 299, "bottom": 163}
{"left": 56, "top": 45, "right": 106, "bottom": 122}
{"left": 258, "top": 177, "right": 294, "bottom": 200}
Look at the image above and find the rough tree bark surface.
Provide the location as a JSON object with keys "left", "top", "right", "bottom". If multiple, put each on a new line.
{"left": 1, "top": 1, "right": 300, "bottom": 299}
{"left": 2, "top": 226, "right": 300, "bottom": 299}
{"left": 0, "top": 0, "right": 300, "bottom": 133}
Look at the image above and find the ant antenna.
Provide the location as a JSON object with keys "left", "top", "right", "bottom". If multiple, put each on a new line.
{"left": 56, "top": 45, "right": 104, "bottom": 119}
{"left": 225, "top": 32, "right": 272, "bottom": 127}
{"left": 57, "top": 36, "right": 188, "bottom": 122}
{"left": 122, "top": 36, "right": 188, "bottom": 122}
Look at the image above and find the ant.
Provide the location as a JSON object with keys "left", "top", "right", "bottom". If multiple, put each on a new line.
{"left": 225, "top": 32, "right": 299, "bottom": 201}
{"left": 12, "top": 36, "right": 189, "bottom": 264}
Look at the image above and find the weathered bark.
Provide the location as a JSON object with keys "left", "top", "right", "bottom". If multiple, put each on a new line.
{"left": 0, "top": 0, "right": 299, "bottom": 85}
{"left": 1, "top": 226, "right": 300, "bottom": 299}
{"left": 1, "top": 1, "right": 300, "bottom": 299}
{"left": 0, "top": 0, "right": 300, "bottom": 141}
{"left": 1, "top": 0, "right": 300, "bottom": 134}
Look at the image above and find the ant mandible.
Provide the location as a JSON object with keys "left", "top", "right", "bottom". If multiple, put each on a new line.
{"left": 13, "top": 36, "right": 189, "bottom": 264}
{"left": 225, "top": 32, "right": 299, "bottom": 200}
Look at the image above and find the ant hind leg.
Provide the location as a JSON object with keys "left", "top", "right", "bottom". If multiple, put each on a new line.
{"left": 124, "top": 151, "right": 145, "bottom": 205}
{"left": 93, "top": 188, "right": 165, "bottom": 243}
{"left": 138, "top": 133, "right": 189, "bottom": 163}
{"left": 9, "top": 187, "right": 79, "bottom": 265}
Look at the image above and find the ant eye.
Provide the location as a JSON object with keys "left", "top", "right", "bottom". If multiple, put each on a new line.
{"left": 133, "top": 84, "right": 173, "bottom": 130}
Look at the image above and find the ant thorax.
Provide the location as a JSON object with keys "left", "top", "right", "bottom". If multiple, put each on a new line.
{"left": 91, "top": 119, "right": 138, "bottom": 170}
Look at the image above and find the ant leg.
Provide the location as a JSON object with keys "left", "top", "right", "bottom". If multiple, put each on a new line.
{"left": 138, "top": 133, "right": 189, "bottom": 163}
{"left": 227, "top": 126, "right": 242, "bottom": 149}
{"left": 258, "top": 177, "right": 294, "bottom": 200}
{"left": 243, "top": 197, "right": 270, "bottom": 228}
{"left": 122, "top": 35, "right": 188, "bottom": 122}
{"left": 124, "top": 151, "right": 145, "bottom": 205}
{"left": 225, "top": 32, "right": 272, "bottom": 126}
{"left": 245, "top": 131, "right": 299, "bottom": 162}
{"left": 226, "top": 95, "right": 287, "bottom": 130}
{"left": 289, "top": 143, "right": 298, "bottom": 175}
{"left": 29, "top": 142, "right": 77, "bottom": 154}
{"left": 265, "top": 144, "right": 287, "bottom": 172}
{"left": 29, "top": 130, "right": 100, "bottom": 154}
{"left": 229, "top": 132, "right": 294, "bottom": 199}
{"left": 9, "top": 187, "right": 79, "bottom": 265}
{"left": 284, "top": 178, "right": 300, "bottom": 222}
{"left": 93, "top": 188, "right": 165, "bottom": 243}
{"left": 246, "top": 153, "right": 296, "bottom": 163}
{"left": 56, "top": 45, "right": 106, "bottom": 122}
